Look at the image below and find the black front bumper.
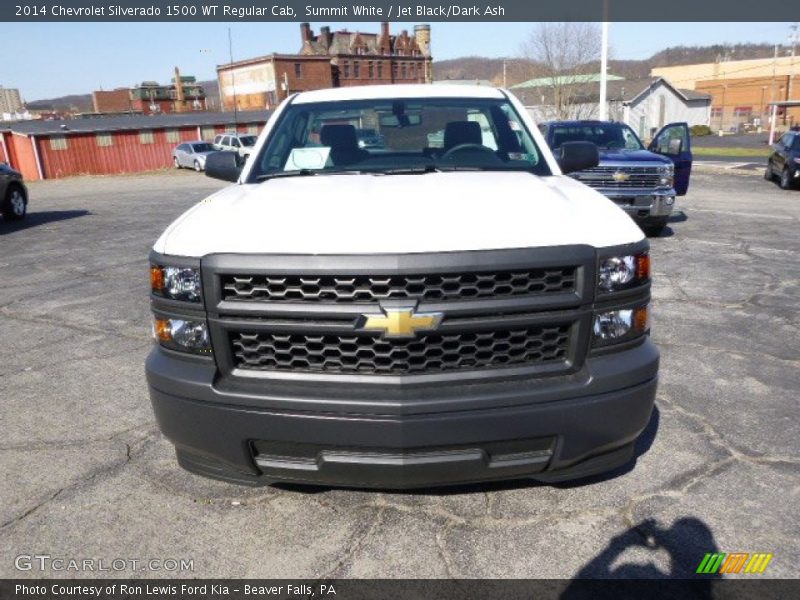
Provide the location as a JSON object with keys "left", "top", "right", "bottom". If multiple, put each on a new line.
{"left": 146, "top": 339, "right": 658, "bottom": 488}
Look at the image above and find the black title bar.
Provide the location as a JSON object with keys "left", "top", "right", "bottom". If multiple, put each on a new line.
{"left": 4, "top": 0, "right": 800, "bottom": 22}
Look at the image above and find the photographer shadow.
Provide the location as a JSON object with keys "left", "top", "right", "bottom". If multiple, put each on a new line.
{"left": 562, "top": 516, "right": 722, "bottom": 598}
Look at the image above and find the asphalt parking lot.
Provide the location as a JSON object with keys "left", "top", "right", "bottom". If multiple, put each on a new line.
{"left": 1, "top": 168, "right": 798, "bottom": 579}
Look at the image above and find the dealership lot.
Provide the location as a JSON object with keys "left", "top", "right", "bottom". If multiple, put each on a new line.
{"left": 0, "top": 169, "right": 798, "bottom": 578}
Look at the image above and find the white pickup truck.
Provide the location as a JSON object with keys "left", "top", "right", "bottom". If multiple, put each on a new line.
{"left": 146, "top": 85, "right": 658, "bottom": 488}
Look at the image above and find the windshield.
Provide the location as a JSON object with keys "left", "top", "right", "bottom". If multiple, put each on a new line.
{"left": 549, "top": 123, "right": 644, "bottom": 151}
{"left": 192, "top": 143, "right": 214, "bottom": 153}
{"left": 240, "top": 135, "right": 257, "bottom": 147}
{"left": 247, "top": 97, "right": 550, "bottom": 181}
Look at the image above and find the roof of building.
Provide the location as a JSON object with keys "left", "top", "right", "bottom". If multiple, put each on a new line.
{"left": 511, "top": 77, "right": 711, "bottom": 106}
{"left": 511, "top": 73, "right": 624, "bottom": 89}
{"left": 1, "top": 110, "right": 273, "bottom": 136}
{"left": 292, "top": 83, "right": 504, "bottom": 104}
{"left": 301, "top": 25, "right": 424, "bottom": 58}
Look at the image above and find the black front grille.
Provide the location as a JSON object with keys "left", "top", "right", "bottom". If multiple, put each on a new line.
{"left": 221, "top": 267, "right": 577, "bottom": 303}
{"left": 231, "top": 324, "right": 571, "bottom": 375}
{"left": 574, "top": 166, "right": 663, "bottom": 189}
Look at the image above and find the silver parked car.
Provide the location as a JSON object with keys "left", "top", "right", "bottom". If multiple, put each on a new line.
{"left": 172, "top": 141, "right": 216, "bottom": 172}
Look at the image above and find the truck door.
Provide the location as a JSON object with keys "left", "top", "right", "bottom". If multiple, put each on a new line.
{"left": 649, "top": 122, "right": 692, "bottom": 196}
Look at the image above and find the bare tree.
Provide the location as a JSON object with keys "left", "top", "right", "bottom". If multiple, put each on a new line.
{"left": 520, "top": 23, "right": 602, "bottom": 119}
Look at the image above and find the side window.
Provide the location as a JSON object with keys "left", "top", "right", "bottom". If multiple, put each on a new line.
{"left": 222, "top": 136, "right": 231, "bottom": 147}
{"left": 792, "top": 135, "right": 800, "bottom": 150}
{"left": 231, "top": 138, "right": 241, "bottom": 148}
{"left": 780, "top": 133, "right": 792, "bottom": 148}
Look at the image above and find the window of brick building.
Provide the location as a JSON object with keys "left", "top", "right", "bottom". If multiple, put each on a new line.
{"left": 343, "top": 62, "right": 350, "bottom": 79}
{"left": 49, "top": 135, "right": 67, "bottom": 151}
{"left": 96, "top": 133, "right": 113, "bottom": 147}
{"left": 368, "top": 62, "right": 374, "bottom": 79}
{"left": 393, "top": 63, "right": 398, "bottom": 79}
{"left": 377, "top": 62, "right": 383, "bottom": 79}
{"left": 165, "top": 128, "right": 180, "bottom": 143}
{"left": 294, "top": 63, "right": 302, "bottom": 78}
{"left": 401, "top": 63, "right": 407, "bottom": 79}
{"left": 733, "top": 106, "right": 752, "bottom": 117}
{"left": 354, "top": 61, "right": 361, "bottom": 78}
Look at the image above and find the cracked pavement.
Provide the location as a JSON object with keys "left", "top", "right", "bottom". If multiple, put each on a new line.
{"left": 0, "top": 169, "right": 798, "bottom": 579}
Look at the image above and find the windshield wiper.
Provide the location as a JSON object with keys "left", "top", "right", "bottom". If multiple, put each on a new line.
{"left": 256, "top": 169, "right": 365, "bottom": 182}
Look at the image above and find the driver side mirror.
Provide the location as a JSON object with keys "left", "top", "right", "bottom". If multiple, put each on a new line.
{"left": 205, "top": 151, "right": 242, "bottom": 183}
{"left": 557, "top": 141, "right": 599, "bottom": 174}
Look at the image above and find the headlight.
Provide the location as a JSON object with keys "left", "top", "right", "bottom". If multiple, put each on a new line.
{"left": 153, "top": 317, "right": 211, "bottom": 354}
{"left": 598, "top": 252, "right": 650, "bottom": 292}
{"left": 658, "top": 165, "right": 674, "bottom": 187}
{"left": 150, "top": 265, "right": 202, "bottom": 302}
{"left": 592, "top": 304, "right": 650, "bottom": 347}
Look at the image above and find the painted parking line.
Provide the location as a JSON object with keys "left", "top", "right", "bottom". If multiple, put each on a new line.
{"left": 689, "top": 208, "right": 794, "bottom": 220}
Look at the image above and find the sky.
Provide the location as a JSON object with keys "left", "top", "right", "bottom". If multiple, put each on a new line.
{"left": 0, "top": 21, "right": 793, "bottom": 100}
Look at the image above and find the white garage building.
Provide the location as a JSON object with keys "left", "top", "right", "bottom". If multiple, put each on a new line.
{"left": 512, "top": 77, "right": 711, "bottom": 139}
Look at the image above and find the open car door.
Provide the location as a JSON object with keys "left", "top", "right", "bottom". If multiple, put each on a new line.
{"left": 649, "top": 122, "right": 692, "bottom": 196}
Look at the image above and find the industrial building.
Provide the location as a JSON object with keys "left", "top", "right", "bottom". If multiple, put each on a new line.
{"left": 513, "top": 77, "right": 711, "bottom": 139}
{"left": 651, "top": 55, "right": 800, "bottom": 130}
{"left": 92, "top": 69, "right": 207, "bottom": 115}
{"left": 0, "top": 110, "right": 270, "bottom": 181}
{"left": 217, "top": 22, "right": 432, "bottom": 111}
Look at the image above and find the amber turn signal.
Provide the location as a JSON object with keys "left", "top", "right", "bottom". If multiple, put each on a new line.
{"left": 635, "top": 253, "right": 651, "bottom": 281}
{"left": 150, "top": 265, "right": 164, "bottom": 293}
{"left": 633, "top": 304, "right": 650, "bottom": 334}
{"left": 153, "top": 317, "right": 172, "bottom": 342}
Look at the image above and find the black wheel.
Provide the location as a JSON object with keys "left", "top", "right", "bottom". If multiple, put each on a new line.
{"left": 194, "top": 160, "right": 202, "bottom": 172}
{"left": 1, "top": 184, "right": 27, "bottom": 221}
{"left": 779, "top": 168, "right": 794, "bottom": 190}
{"left": 174, "top": 157, "right": 181, "bottom": 169}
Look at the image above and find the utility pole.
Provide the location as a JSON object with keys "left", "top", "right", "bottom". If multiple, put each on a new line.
{"left": 228, "top": 27, "right": 238, "bottom": 125}
{"left": 599, "top": 0, "right": 609, "bottom": 120}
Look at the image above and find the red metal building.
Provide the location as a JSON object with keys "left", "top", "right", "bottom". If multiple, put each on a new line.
{"left": 0, "top": 110, "right": 271, "bottom": 180}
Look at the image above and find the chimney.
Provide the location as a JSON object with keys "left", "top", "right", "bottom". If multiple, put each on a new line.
{"left": 320, "top": 26, "right": 331, "bottom": 49}
{"left": 174, "top": 66, "right": 185, "bottom": 112}
{"left": 300, "top": 22, "right": 312, "bottom": 43}
{"left": 380, "top": 22, "right": 390, "bottom": 53}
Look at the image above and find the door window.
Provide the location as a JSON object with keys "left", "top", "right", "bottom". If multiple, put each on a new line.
{"left": 655, "top": 124, "right": 687, "bottom": 155}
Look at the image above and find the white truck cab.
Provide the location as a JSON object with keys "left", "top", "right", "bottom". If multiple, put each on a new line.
{"left": 146, "top": 85, "right": 658, "bottom": 488}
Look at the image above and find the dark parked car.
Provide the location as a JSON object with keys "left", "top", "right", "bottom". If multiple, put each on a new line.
{"left": 765, "top": 130, "right": 800, "bottom": 190}
{"left": 539, "top": 120, "right": 693, "bottom": 235}
{"left": 0, "top": 162, "right": 28, "bottom": 221}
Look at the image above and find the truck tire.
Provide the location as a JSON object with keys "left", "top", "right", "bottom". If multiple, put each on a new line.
{"left": 174, "top": 157, "right": 181, "bottom": 169}
{"left": 779, "top": 168, "right": 794, "bottom": 190}
{"left": 194, "top": 160, "right": 202, "bottom": 172}
{"left": 1, "top": 184, "right": 27, "bottom": 221}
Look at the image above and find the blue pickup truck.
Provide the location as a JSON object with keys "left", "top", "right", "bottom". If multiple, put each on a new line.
{"left": 539, "top": 120, "right": 693, "bottom": 235}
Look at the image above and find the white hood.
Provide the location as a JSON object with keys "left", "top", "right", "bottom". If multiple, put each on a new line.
{"left": 153, "top": 172, "right": 644, "bottom": 257}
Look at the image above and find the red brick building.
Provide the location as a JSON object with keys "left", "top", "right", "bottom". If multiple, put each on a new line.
{"left": 92, "top": 70, "right": 207, "bottom": 115}
{"left": 217, "top": 22, "right": 433, "bottom": 111}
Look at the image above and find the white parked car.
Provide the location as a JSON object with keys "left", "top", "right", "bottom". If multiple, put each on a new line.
{"left": 146, "top": 85, "right": 658, "bottom": 489}
{"left": 213, "top": 133, "right": 258, "bottom": 159}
